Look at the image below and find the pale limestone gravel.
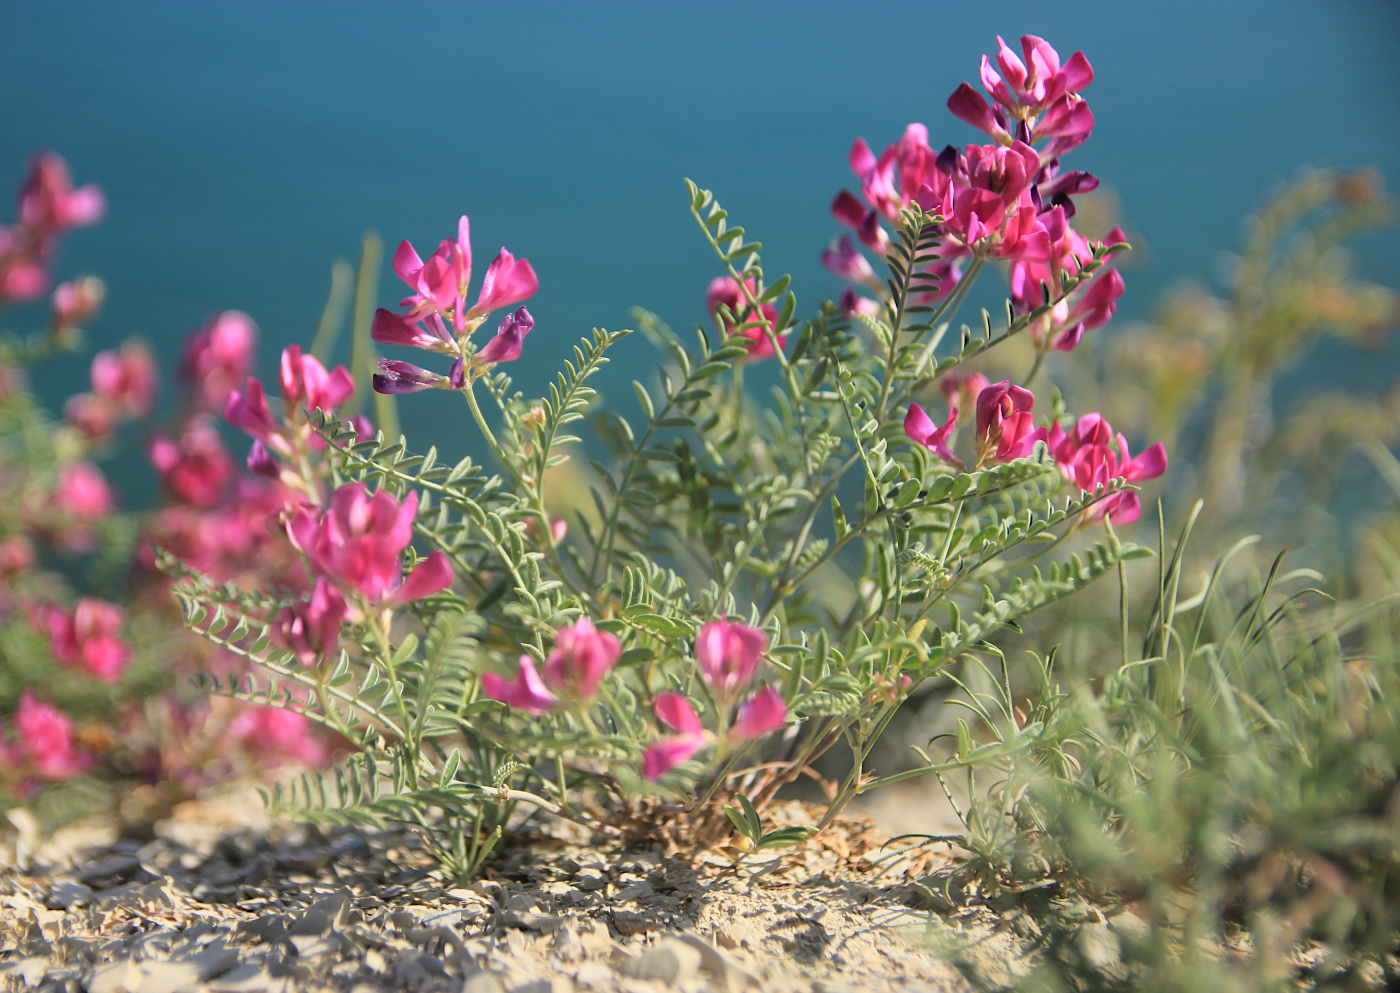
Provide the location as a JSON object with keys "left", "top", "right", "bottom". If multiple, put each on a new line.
{"left": 0, "top": 789, "right": 1014, "bottom": 993}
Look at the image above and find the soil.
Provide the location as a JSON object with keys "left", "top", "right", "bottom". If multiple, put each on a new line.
{"left": 0, "top": 787, "right": 1019, "bottom": 993}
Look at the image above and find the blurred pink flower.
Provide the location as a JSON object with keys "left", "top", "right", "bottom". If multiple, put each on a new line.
{"left": 541, "top": 617, "right": 621, "bottom": 703}
{"left": 182, "top": 311, "right": 257, "bottom": 411}
{"left": 52, "top": 277, "right": 105, "bottom": 328}
{"left": 227, "top": 706, "right": 328, "bottom": 768}
{"left": 391, "top": 215, "right": 537, "bottom": 335}
{"left": 707, "top": 277, "right": 785, "bottom": 359}
{"left": 642, "top": 693, "right": 706, "bottom": 779}
{"left": 270, "top": 578, "right": 348, "bottom": 667}
{"left": 729, "top": 686, "right": 788, "bottom": 740}
{"left": 18, "top": 152, "right": 105, "bottom": 235}
{"left": 288, "top": 482, "right": 452, "bottom": 606}
{"left": 482, "top": 654, "right": 556, "bottom": 716}
{"left": 905, "top": 402, "right": 964, "bottom": 470}
{"left": 695, "top": 618, "right": 767, "bottom": 697}
{"left": 148, "top": 418, "right": 233, "bottom": 508}
{"left": 90, "top": 339, "right": 156, "bottom": 417}
{"left": 56, "top": 460, "right": 115, "bottom": 518}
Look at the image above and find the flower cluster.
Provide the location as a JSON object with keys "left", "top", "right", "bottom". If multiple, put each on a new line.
{"left": 827, "top": 35, "right": 1123, "bottom": 354}
{"left": 0, "top": 152, "right": 104, "bottom": 309}
{"left": 706, "top": 276, "right": 787, "bottom": 358}
{"left": 370, "top": 215, "right": 538, "bottom": 394}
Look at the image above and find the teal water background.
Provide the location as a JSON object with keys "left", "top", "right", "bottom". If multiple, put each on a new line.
{"left": 1, "top": 1, "right": 1397, "bottom": 499}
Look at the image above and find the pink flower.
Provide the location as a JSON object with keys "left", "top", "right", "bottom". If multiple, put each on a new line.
{"left": 279, "top": 345, "right": 354, "bottom": 415}
{"left": 918, "top": 142, "right": 1053, "bottom": 262}
{"left": 947, "top": 83, "right": 1012, "bottom": 145}
{"left": 905, "top": 402, "right": 964, "bottom": 470}
{"left": 148, "top": 418, "right": 233, "bottom": 508}
{"left": 707, "top": 277, "right": 785, "bottom": 359}
{"left": 56, "top": 460, "right": 115, "bottom": 518}
{"left": 729, "top": 686, "right": 788, "bottom": 740}
{"left": 36, "top": 598, "right": 131, "bottom": 683}
{"left": 832, "top": 124, "right": 945, "bottom": 251}
{"left": 90, "top": 339, "right": 156, "bottom": 417}
{"left": 975, "top": 382, "right": 1048, "bottom": 464}
{"left": 695, "top": 618, "right": 767, "bottom": 697}
{"left": 541, "top": 617, "right": 622, "bottom": 703}
{"left": 1010, "top": 225, "right": 1126, "bottom": 351}
{"left": 18, "top": 153, "right": 105, "bottom": 234}
{"left": 475, "top": 307, "right": 534, "bottom": 364}
{"left": 270, "top": 578, "right": 348, "bottom": 667}
{"left": 482, "top": 655, "right": 556, "bottom": 716}
{"left": 223, "top": 377, "right": 280, "bottom": 447}
{"left": 183, "top": 311, "right": 258, "bottom": 411}
{"left": 2, "top": 692, "right": 92, "bottom": 783}
{"left": 642, "top": 693, "right": 706, "bottom": 779}
{"left": 372, "top": 308, "right": 455, "bottom": 353}
{"left": 52, "top": 277, "right": 105, "bottom": 328}
{"left": 226, "top": 706, "right": 329, "bottom": 768}
{"left": 838, "top": 287, "right": 882, "bottom": 320}
{"left": 978, "top": 35, "right": 1094, "bottom": 118}
{"left": 391, "top": 215, "right": 538, "bottom": 335}
{"left": 821, "top": 236, "right": 877, "bottom": 284}
{"left": 288, "top": 482, "right": 453, "bottom": 606}
{"left": 64, "top": 393, "right": 116, "bottom": 439}
{"left": 1049, "top": 414, "right": 1167, "bottom": 525}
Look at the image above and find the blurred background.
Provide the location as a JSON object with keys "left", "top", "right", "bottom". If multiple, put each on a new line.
{"left": 1, "top": 0, "right": 1398, "bottom": 496}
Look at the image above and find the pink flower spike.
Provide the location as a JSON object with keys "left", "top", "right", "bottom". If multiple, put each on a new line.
{"left": 388, "top": 551, "right": 455, "bottom": 607}
{"left": 476, "top": 307, "right": 534, "bottom": 364}
{"left": 482, "top": 655, "right": 556, "bottom": 716}
{"left": 695, "top": 619, "right": 767, "bottom": 696}
{"left": 542, "top": 617, "right": 622, "bottom": 702}
{"left": 469, "top": 248, "right": 539, "bottom": 319}
{"left": 905, "top": 402, "right": 965, "bottom": 470}
{"left": 730, "top": 686, "right": 788, "bottom": 740}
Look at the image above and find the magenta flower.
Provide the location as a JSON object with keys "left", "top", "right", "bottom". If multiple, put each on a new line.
{"left": 541, "top": 617, "right": 622, "bottom": 703}
{"left": 642, "top": 693, "right": 706, "bottom": 779}
{"left": 729, "top": 686, "right": 788, "bottom": 740}
{"left": 1, "top": 692, "right": 92, "bottom": 784}
{"left": 271, "top": 578, "right": 348, "bottom": 667}
{"left": 977, "top": 35, "right": 1094, "bottom": 118}
{"left": 149, "top": 419, "right": 234, "bottom": 509}
{"left": 288, "top": 482, "right": 454, "bottom": 607}
{"left": 1010, "top": 225, "right": 1127, "bottom": 352}
{"left": 182, "top": 311, "right": 257, "bottom": 411}
{"left": 905, "top": 402, "right": 965, "bottom": 470}
{"left": 695, "top": 618, "right": 767, "bottom": 697}
{"left": 1049, "top": 414, "right": 1167, "bottom": 525}
{"left": 832, "top": 124, "right": 946, "bottom": 252}
{"left": 19, "top": 152, "right": 105, "bottom": 235}
{"left": 35, "top": 598, "right": 131, "bottom": 683}
{"left": 372, "top": 308, "right": 455, "bottom": 353}
{"left": 391, "top": 215, "right": 538, "bottom": 335}
{"left": 947, "top": 83, "right": 1012, "bottom": 145}
{"left": 475, "top": 307, "right": 534, "bottom": 364}
{"left": 707, "top": 277, "right": 786, "bottom": 359}
{"left": 223, "top": 377, "right": 280, "bottom": 447}
{"left": 482, "top": 655, "right": 556, "bottom": 716}
{"left": 280, "top": 345, "right": 354, "bottom": 415}
{"left": 373, "top": 359, "right": 448, "bottom": 394}
{"left": 975, "top": 382, "right": 1048, "bottom": 464}
{"left": 838, "top": 287, "right": 882, "bottom": 320}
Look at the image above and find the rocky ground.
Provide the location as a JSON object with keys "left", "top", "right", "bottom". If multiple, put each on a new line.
{"left": 0, "top": 789, "right": 1020, "bottom": 993}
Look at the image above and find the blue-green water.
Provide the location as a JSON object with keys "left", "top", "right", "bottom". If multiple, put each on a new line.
{"left": 2, "top": 1, "right": 1398, "bottom": 493}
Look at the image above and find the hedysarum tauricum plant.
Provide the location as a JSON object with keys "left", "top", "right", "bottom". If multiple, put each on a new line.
{"left": 169, "top": 32, "right": 1170, "bottom": 877}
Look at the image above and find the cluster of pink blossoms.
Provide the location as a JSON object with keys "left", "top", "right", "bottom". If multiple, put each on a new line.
{"left": 705, "top": 277, "right": 788, "bottom": 359}
{"left": 906, "top": 377, "right": 1166, "bottom": 523}
{"left": 482, "top": 617, "right": 787, "bottom": 781}
{"left": 825, "top": 35, "right": 1124, "bottom": 353}
{"left": 0, "top": 152, "right": 104, "bottom": 308}
{"left": 30, "top": 598, "right": 131, "bottom": 683}
{"left": 369, "top": 215, "right": 539, "bottom": 395}
{"left": 0, "top": 692, "right": 92, "bottom": 792}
